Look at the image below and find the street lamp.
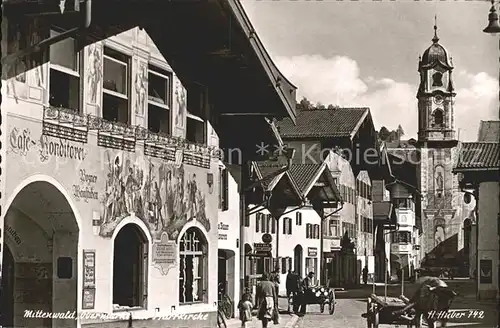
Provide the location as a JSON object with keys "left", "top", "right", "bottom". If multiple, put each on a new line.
{"left": 483, "top": 0, "right": 500, "bottom": 34}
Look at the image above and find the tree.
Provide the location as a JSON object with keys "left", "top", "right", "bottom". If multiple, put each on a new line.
{"left": 316, "top": 102, "right": 326, "bottom": 109}
{"left": 378, "top": 126, "right": 391, "bottom": 141}
{"left": 297, "top": 97, "right": 313, "bottom": 111}
{"left": 327, "top": 104, "right": 339, "bottom": 110}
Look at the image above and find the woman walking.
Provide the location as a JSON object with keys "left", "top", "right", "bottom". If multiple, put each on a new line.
{"left": 256, "top": 273, "right": 277, "bottom": 328}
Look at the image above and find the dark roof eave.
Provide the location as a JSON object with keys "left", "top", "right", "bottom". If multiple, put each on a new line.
{"left": 228, "top": 0, "right": 297, "bottom": 123}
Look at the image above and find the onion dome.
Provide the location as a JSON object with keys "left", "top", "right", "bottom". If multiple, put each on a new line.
{"left": 419, "top": 20, "right": 453, "bottom": 69}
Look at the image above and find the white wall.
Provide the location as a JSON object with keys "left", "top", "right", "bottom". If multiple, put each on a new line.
{"left": 217, "top": 164, "right": 240, "bottom": 315}
{"left": 477, "top": 181, "right": 499, "bottom": 300}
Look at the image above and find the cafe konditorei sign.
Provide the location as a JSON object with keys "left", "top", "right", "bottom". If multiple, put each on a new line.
{"left": 8, "top": 126, "right": 99, "bottom": 203}
{"left": 9, "top": 127, "right": 87, "bottom": 162}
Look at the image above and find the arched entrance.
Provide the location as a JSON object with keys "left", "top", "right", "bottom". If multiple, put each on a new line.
{"left": 294, "top": 245, "right": 303, "bottom": 277}
{"left": 1, "top": 180, "right": 79, "bottom": 328}
{"left": 112, "top": 223, "right": 149, "bottom": 309}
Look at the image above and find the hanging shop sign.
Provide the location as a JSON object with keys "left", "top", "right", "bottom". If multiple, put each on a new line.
{"left": 254, "top": 243, "right": 272, "bottom": 253}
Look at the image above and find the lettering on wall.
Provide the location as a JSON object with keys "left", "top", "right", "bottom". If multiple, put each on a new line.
{"left": 8, "top": 127, "right": 88, "bottom": 162}
{"left": 218, "top": 222, "right": 229, "bottom": 240}
{"left": 39, "top": 135, "right": 86, "bottom": 162}
{"left": 5, "top": 224, "right": 22, "bottom": 245}
{"left": 9, "top": 127, "right": 37, "bottom": 156}
{"left": 73, "top": 169, "right": 99, "bottom": 202}
{"left": 152, "top": 233, "right": 177, "bottom": 275}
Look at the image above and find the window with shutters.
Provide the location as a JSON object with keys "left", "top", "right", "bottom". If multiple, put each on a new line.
{"left": 255, "top": 213, "right": 261, "bottom": 233}
{"left": 179, "top": 227, "right": 208, "bottom": 304}
{"left": 283, "top": 217, "right": 292, "bottom": 235}
{"left": 306, "top": 223, "right": 311, "bottom": 239}
{"left": 314, "top": 224, "right": 320, "bottom": 239}
{"left": 271, "top": 217, "right": 276, "bottom": 234}
{"left": 113, "top": 224, "right": 148, "bottom": 309}
{"left": 296, "top": 212, "right": 302, "bottom": 226}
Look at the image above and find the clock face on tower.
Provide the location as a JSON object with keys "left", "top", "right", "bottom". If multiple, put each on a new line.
{"left": 433, "top": 94, "right": 444, "bottom": 105}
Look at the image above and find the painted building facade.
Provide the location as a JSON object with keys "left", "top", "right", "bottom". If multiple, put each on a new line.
{"left": 1, "top": 26, "right": 222, "bottom": 328}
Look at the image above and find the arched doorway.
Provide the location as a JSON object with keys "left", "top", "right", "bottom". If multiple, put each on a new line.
{"left": 1, "top": 180, "right": 79, "bottom": 328}
{"left": 112, "top": 223, "right": 149, "bottom": 309}
{"left": 294, "top": 245, "right": 303, "bottom": 277}
{"left": 0, "top": 245, "right": 15, "bottom": 328}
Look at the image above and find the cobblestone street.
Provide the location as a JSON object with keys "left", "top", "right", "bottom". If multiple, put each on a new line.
{"left": 289, "top": 280, "right": 499, "bottom": 328}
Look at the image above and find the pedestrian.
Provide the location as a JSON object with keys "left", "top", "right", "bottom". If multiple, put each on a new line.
{"left": 286, "top": 270, "right": 300, "bottom": 313}
{"left": 256, "top": 273, "right": 277, "bottom": 328}
{"left": 238, "top": 291, "right": 253, "bottom": 328}
{"left": 362, "top": 265, "right": 368, "bottom": 285}
{"left": 270, "top": 266, "right": 281, "bottom": 299}
{"left": 292, "top": 272, "right": 303, "bottom": 314}
{"left": 298, "top": 271, "right": 315, "bottom": 316}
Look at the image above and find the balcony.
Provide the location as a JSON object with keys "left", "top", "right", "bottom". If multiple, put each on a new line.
{"left": 390, "top": 243, "right": 412, "bottom": 254}
{"left": 42, "top": 106, "right": 221, "bottom": 169}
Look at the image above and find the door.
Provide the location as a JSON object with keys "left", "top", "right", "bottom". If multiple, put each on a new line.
{"left": 294, "top": 245, "right": 303, "bottom": 277}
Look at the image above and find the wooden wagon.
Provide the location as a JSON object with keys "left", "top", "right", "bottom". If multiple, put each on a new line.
{"left": 363, "top": 294, "right": 417, "bottom": 328}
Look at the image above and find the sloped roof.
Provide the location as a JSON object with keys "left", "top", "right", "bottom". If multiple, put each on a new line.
{"left": 288, "top": 164, "right": 323, "bottom": 195}
{"left": 455, "top": 142, "right": 500, "bottom": 171}
{"left": 253, "top": 161, "right": 285, "bottom": 189}
{"left": 478, "top": 121, "right": 500, "bottom": 142}
{"left": 278, "top": 107, "right": 369, "bottom": 139}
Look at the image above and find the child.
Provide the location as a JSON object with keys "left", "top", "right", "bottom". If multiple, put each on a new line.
{"left": 238, "top": 291, "right": 253, "bottom": 328}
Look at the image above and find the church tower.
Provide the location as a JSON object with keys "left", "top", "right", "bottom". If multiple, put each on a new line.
{"left": 416, "top": 20, "right": 467, "bottom": 265}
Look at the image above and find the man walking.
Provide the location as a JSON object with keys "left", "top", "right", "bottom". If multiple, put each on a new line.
{"left": 298, "top": 271, "right": 315, "bottom": 316}
{"left": 270, "top": 266, "right": 281, "bottom": 300}
{"left": 362, "top": 265, "right": 369, "bottom": 285}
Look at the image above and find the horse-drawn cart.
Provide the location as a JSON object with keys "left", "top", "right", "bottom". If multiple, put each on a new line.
{"left": 363, "top": 294, "right": 416, "bottom": 328}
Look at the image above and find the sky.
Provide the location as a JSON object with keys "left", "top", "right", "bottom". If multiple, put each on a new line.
{"left": 241, "top": 0, "right": 499, "bottom": 141}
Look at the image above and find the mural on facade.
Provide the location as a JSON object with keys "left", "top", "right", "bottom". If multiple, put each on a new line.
{"left": 28, "top": 19, "right": 44, "bottom": 88}
{"left": 87, "top": 43, "right": 102, "bottom": 104}
{"left": 134, "top": 61, "right": 147, "bottom": 115}
{"left": 99, "top": 150, "right": 210, "bottom": 240}
{"left": 175, "top": 78, "right": 186, "bottom": 127}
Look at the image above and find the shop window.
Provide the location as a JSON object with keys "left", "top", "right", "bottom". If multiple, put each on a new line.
{"left": 256, "top": 257, "right": 272, "bottom": 275}
{"left": 49, "top": 29, "right": 80, "bottom": 111}
{"left": 103, "top": 47, "right": 129, "bottom": 124}
{"left": 113, "top": 224, "right": 148, "bottom": 309}
{"left": 148, "top": 65, "right": 171, "bottom": 134}
{"left": 179, "top": 227, "right": 208, "bottom": 304}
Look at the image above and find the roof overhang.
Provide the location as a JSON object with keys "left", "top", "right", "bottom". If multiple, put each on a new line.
{"left": 306, "top": 163, "right": 342, "bottom": 204}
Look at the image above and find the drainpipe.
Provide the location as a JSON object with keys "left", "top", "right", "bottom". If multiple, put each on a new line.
{"left": 320, "top": 201, "right": 344, "bottom": 285}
